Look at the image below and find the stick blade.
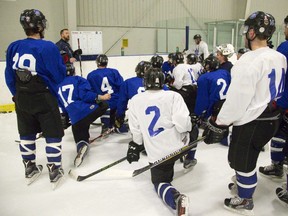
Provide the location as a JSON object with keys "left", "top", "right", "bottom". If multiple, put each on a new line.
{"left": 68, "top": 169, "right": 82, "bottom": 181}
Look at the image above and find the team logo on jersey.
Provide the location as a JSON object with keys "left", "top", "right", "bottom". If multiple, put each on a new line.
{"left": 90, "top": 105, "right": 95, "bottom": 109}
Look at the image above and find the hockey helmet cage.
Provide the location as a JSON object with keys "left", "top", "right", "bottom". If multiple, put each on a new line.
{"left": 96, "top": 54, "right": 108, "bottom": 67}
{"left": 242, "top": 11, "right": 276, "bottom": 39}
{"left": 171, "top": 52, "right": 184, "bottom": 64}
{"left": 168, "top": 53, "right": 174, "bottom": 59}
{"left": 144, "top": 67, "right": 165, "bottom": 90}
{"left": 216, "top": 44, "right": 235, "bottom": 58}
{"left": 193, "top": 34, "right": 201, "bottom": 40}
{"left": 20, "top": 9, "right": 47, "bottom": 33}
{"left": 203, "top": 55, "right": 220, "bottom": 72}
{"left": 135, "top": 61, "right": 152, "bottom": 78}
{"left": 150, "top": 55, "right": 164, "bottom": 68}
{"left": 186, "top": 53, "right": 198, "bottom": 64}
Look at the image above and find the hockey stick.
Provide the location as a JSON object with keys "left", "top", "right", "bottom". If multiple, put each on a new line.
{"left": 70, "top": 136, "right": 205, "bottom": 181}
{"left": 89, "top": 127, "right": 115, "bottom": 144}
{"left": 69, "top": 156, "right": 127, "bottom": 181}
{"left": 77, "top": 38, "right": 83, "bottom": 77}
{"left": 131, "top": 136, "right": 205, "bottom": 177}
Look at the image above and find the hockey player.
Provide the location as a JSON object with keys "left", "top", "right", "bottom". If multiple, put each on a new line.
{"left": 186, "top": 53, "right": 204, "bottom": 81}
{"left": 87, "top": 54, "right": 124, "bottom": 133}
{"left": 150, "top": 54, "right": 164, "bottom": 69}
{"left": 258, "top": 15, "right": 288, "bottom": 206}
{"left": 115, "top": 61, "right": 152, "bottom": 129}
{"left": 203, "top": 11, "right": 287, "bottom": 215}
{"left": 169, "top": 52, "right": 199, "bottom": 168}
{"left": 215, "top": 43, "right": 235, "bottom": 73}
{"left": 187, "top": 34, "right": 209, "bottom": 62}
{"left": 57, "top": 74, "right": 110, "bottom": 167}
{"left": 162, "top": 53, "right": 174, "bottom": 83}
{"left": 5, "top": 9, "right": 66, "bottom": 188}
{"left": 126, "top": 67, "right": 193, "bottom": 216}
{"left": 194, "top": 55, "right": 231, "bottom": 119}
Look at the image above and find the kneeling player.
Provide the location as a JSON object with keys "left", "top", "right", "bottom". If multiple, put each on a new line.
{"left": 126, "top": 67, "right": 195, "bottom": 216}
{"left": 58, "top": 74, "right": 110, "bottom": 167}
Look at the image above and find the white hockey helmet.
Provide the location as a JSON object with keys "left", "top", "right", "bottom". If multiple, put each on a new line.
{"left": 216, "top": 44, "right": 235, "bottom": 57}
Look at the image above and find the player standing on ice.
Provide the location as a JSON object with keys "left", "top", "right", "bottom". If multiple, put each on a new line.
{"left": 203, "top": 11, "right": 287, "bottom": 215}
{"left": 258, "top": 15, "right": 288, "bottom": 207}
{"left": 126, "top": 67, "right": 195, "bottom": 216}
{"left": 87, "top": 54, "right": 124, "bottom": 134}
{"left": 5, "top": 9, "right": 66, "bottom": 189}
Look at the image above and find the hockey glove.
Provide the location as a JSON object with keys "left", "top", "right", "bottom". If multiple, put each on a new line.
{"left": 127, "top": 141, "right": 144, "bottom": 164}
{"left": 203, "top": 118, "right": 229, "bottom": 144}
{"left": 115, "top": 115, "right": 125, "bottom": 128}
{"left": 61, "top": 113, "right": 70, "bottom": 129}
{"left": 73, "top": 49, "right": 82, "bottom": 57}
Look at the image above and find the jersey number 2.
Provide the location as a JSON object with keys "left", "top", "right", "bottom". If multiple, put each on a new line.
{"left": 145, "top": 106, "right": 164, "bottom": 137}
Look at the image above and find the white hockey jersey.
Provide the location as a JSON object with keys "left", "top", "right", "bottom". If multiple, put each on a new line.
{"left": 172, "top": 64, "right": 196, "bottom": 90}
{"left": 216, "top": 47, "right": 287, "bottom": 126}
{"left": 128, "top": 90, "right": 192, "bottom": 162}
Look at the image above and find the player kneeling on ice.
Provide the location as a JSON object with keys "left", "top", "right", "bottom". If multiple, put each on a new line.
{"left": 126, "top": 67, "right": 197, "bottom": 216}
{"left": 57, "top": 72, "right": 110, "bottom": 167}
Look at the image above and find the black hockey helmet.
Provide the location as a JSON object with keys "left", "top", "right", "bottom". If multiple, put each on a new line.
{"left": 171, "top": 52, "right": 184, "bottom": 64}
{"left": 168, "top": 53, "right": 174, "bottom": 59}
{"left": 150, "top": 55, "right": 164, "bottom": 68}
{"left": 193, "top": 34, "right": 201, "bottom": 40}
{"left": 96, "top": 54, "right": 108, "bottom": 67}
{"left": 243, "top": 11, "right": 276, "bottom": 40}
{"left": 144, "top": 67, "right": 165, "bottom": 90}
{"left": 135, "top": 61, "right": 152, "bottom": 78}
{"left": 186, "top": 53, "right": 198, "bottom": 65}
{"left": 20, "top": 9, "right": 47, "bottom": 35}
{"left": 202, "top": 55, "right": 220, "bottom": 72}
{"left": 237, "top": 48, "right": 250, "bottom": 54}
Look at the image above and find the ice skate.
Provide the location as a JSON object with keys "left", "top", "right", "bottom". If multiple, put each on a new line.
{"left": 224, "top": 196, "right": 254, "bottom": 216}
{"left": 276, "top": 187, "right": 288, "bottom": 207}
{"left": 74, "top": 142, "right": 89, "bottom": 167}
{"left": 23, "top": 160, "right": 43, "bottom": 185}
{"left": 176, "top": 194, "right": 189, "bottom": 216}
{"left": 183, "top": 157, "right": 197, "bottom": 174}
{"left": 259, "top": 162, "right": 283, "bottom": 178}
{"left": 47, "top": 163, "right": 64, "bottom": 190}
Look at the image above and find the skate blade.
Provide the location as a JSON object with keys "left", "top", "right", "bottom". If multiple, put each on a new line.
{"left": 26, "top": 166, "right": 43, "bottom": 185}
{"left": 223, "top": 205, "right": 254, "bottom": 216}
{"left": 51, "top": 176, "right": 64, "bottom": 190}
{"left": 183, "top": 166, "right": 195, "bottom": 174}
{"left": 259, "top": 172, "right": 284, "bottom": 182}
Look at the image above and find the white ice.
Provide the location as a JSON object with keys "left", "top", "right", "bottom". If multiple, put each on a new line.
{"left": 0, "top": 112, "right": 287, "bottom": 216}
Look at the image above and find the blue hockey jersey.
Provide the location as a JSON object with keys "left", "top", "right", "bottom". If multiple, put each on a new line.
{"left": 87, "top": 67, "right": 124, "bottom": 109}
{"left": 194, "top": 69, "right": 231, "bottom": 117}
{"left": 58, "top": 76, "right": 99, "bottom": 124}
{"left": 162, "top": 61, "right": 174, "bottom": 77}
{"left": 5, "top": 38, "right": 66, "bottom": 97}
{"left": 276, "top": 40, "right": 288, "bottom": 109}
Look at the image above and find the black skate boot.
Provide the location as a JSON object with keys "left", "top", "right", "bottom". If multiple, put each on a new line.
{"left": 259, "top": 162, "right": 283, "bottom": 178}
{"left": 47, "top": 163, "right": 64, "bottom": 190}
{"left": 224, "top": 196, "right": 254, "bottom": 216}
{"left": 276, "top": 187, "right": 288, "bottom": 207}
{"left": 23, "top": 160, "right": 43, "bottom": 185}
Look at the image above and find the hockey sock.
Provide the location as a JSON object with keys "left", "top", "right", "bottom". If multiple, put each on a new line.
{"left": 186, "top": 147, "right": 197, "bottom": 160}
{"left": 154, "top": 182, "right": 178, "bottom": 210}
{"left": 236, "top": 169, "right": 257, "bottom": 199}
{"left": 19, "top": 134, "right": 37, "bottom": 161}
{"left": 101, "top": 109, "right": 111, "bottom": 129}
{"left": 270, "top": 134, "right": 285, "bottom": 163}
{"left": 45, "top": 138, "right": 62, "bottom": 168}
